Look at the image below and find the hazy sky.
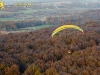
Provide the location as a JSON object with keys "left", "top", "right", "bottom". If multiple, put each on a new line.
{"left": 2, "top": 0, "right": 99, "bottom": 2}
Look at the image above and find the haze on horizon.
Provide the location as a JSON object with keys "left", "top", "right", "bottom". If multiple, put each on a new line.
{"left": 2, "top": 0, "right": 99, "bottom": 2}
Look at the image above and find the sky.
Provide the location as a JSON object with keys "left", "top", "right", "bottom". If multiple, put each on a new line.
{"left": 2, "top": 0, "right": 99, "bottom": 2}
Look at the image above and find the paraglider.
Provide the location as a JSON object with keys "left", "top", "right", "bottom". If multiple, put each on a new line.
{"left": 0, "top": 0, "right": 5, "bottom": 10}
{"left": 51, "top": 25, "right": 84, "bottom": 37}
{"left": 68, "top": 50, "right": 72, "bottom": 54}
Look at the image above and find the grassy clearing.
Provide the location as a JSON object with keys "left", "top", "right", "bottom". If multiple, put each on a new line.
{"left": 18, "top": 8, "right": 55, "bottom": 14}
{"left": 0, "top": 10, "right": 5, "bottom": 13}
{"left": 0, "top": 18, "right": 19, "bottom": 21}
{"left": 19, "top": 25, "right": 53, "bottom": 30}
{"left": 18, "top": 9, "right": 37, "bottom": 13}
{"left": 35, "top": 25, "right": 53, "bottom": 30}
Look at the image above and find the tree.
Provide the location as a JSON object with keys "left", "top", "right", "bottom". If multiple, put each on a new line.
{"left": 45, "top": 67, "right": 58, "bottom": 75}
{"left": 4, "top": 64, "right": 20, "bottom": 75}
{"left": 23, "top": 64, "right": 42, "bottom": 75}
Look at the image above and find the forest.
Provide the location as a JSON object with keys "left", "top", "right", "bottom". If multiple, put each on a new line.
{"left": 0, "top": 18, "right": 100, "bottom": 75}
{"left": 0, "top": 20, "right": 45, "bottom": 31}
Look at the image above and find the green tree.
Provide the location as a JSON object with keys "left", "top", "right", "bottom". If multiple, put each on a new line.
{"left": 23, "top": 64, "right": 43, "bottom": 75}
{"left": 45, "top": 67, "right": 58, "bottom": 75}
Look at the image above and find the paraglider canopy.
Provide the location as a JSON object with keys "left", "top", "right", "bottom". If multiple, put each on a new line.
{"left": 0, "top": 0, "right": 5, "bottom": 10}
{"left": 51, "top": 25, "right": 84, "bottom": 37}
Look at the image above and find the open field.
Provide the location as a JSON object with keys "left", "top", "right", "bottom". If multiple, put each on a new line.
{"left": 19, "top": 24, "right": 53, "bottom": 30}
{"left": 18, "top": 8, "right": 54, "bottom": 13}
{"left": 0, "top": 17, "right": 19, "bottom": 21}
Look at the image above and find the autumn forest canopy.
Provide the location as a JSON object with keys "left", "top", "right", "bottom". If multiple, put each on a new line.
{"left": 0, "top": 22, "right": 100, "bottom": 75}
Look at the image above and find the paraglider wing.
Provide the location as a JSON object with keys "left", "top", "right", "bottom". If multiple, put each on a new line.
{"left": 0, "top": 1, "right": 4, "bottom": 9}
{"left": 51, "top": 25, "right": 84, "bottom": 37}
